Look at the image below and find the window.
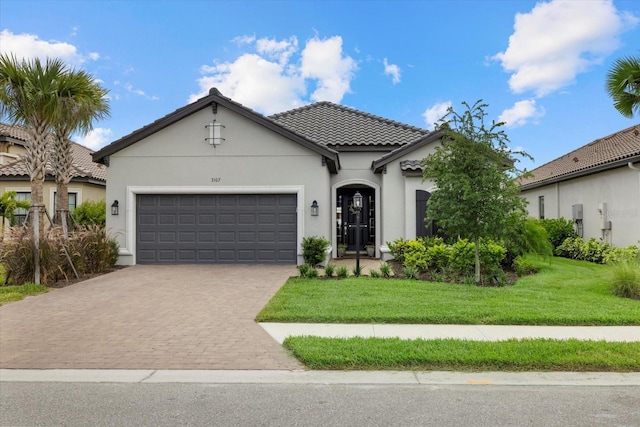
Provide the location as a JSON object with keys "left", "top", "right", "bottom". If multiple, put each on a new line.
{"left": 12, "top": 192, "right": 31, "bottom": 226}
{"left": 538, "top": 196, "right": 545, "bottom": 219}
{"left": 53, "top": 192, "right": 78, "bottom": 221}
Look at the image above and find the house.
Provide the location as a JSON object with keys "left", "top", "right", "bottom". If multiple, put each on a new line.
{"left": 0, "top": 123, "right": 107, "bottom": 225}
{"left": 520, "top": 124, "right": 640, "bottom": 247}
{"left": 92, "top": 88, "right": 444, "bottom": 265}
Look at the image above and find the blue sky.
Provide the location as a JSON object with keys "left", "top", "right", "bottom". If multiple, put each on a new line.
{"left": 1, "top": 0, "right": 638, "bottom": 171}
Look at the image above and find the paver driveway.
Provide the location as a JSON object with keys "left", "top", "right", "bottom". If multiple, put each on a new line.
{"left": 0, "top": 265, "right": 303, "bottom": 370}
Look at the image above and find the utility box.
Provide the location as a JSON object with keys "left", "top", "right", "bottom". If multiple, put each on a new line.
{"left": 572, "top": 204, "right": 583, "bottom": 221}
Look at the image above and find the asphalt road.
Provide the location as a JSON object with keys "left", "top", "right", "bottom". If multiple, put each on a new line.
{"left": 2, "top": 382, "right": 639, "bottom": 426}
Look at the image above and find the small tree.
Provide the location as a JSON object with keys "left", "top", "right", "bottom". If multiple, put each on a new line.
{"left": 0, "top": 190, "right": 30, "bottom": 239}
{"left": 422, "top": 100, "right": 531, "bottom": 283}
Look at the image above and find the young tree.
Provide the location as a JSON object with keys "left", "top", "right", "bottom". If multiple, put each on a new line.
{"left": 53, "top": 69, "right": 109, "bottom": 233}
{"left": 422, "top": 100, "right": 531, "bottom": 283}
{"left": 606, "top": 54, "right": 640, "bottom": 118}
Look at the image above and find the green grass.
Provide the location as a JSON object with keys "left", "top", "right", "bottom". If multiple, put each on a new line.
{"left": 257, "top": 256, "right": 640, "bottom": 325}
{"left": 0, "top": 282, "right": 48, "bottom": 306}
{"left": 284, "top": 336, "right": 640, "bottom": 372}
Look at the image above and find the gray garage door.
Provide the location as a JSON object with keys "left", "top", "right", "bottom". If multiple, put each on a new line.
{"left": 136, "top": 194, "right": 297, "bottom": 264}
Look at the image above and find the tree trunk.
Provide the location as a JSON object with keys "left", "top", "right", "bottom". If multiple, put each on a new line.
{"left": 474, "top": 236, "right": 481, "bottom": 284}
{"left": 56, "top": 181, "right": 69, "bottom": 235}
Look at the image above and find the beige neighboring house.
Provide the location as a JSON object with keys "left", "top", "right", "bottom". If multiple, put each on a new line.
{"left": 520, "top": 124, "right": 640, "bottom": 247}
{"left": 0, "top": 123, "right": 107, "bottom": 227}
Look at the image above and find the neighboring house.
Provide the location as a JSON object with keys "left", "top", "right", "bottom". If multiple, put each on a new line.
{"left": 0, "top": 123, "right": 107, "bottom": 226}
{"left": 520, "top": 124, "right": 640, "bottom": 247}
{"left": 92, "top": 88, "right": 445, "bottom": 265}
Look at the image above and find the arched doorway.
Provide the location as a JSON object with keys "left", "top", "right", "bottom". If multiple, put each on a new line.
{"left": 336, "top": 185, "right": 375, "bottom": 252}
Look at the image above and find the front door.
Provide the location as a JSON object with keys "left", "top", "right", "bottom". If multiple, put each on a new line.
{"left": 337, "top": 188, "right": 374, "bottom": 251}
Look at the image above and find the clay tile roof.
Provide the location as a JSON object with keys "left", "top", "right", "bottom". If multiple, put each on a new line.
{"left": 270, "top": 101, "right": 430, "bottom": 147}
{"left": 399, "top": 160, "right": 424, "bottom": 171}
{"left": 520, "top": 124, "right": 640, "bottom": 189}
{"left": 0, "top": 123, "right": 106, "bottom": 182}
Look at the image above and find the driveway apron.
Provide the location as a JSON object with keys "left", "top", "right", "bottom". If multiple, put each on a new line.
{"left": 0, "top": 265, "right": 303, "bottom": 370}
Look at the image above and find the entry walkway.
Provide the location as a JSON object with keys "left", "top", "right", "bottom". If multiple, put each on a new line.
{"left": 260, "top": 323, "right": 640, "bottom": 343}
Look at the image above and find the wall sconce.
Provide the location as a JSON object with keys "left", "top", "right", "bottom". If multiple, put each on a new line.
{"left": 205, "top": 122, "right": 225, "bottom": 145}
{"left": 111, "top": 200, "right": 119, "bottom": 216}
{"left": 310, "top": 200, "right": 319, "bottom": 216}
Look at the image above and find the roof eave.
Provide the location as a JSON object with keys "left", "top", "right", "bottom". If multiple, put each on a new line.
{"left": 92, "top": 89, "right": 341, "bottom": 173}
{"left": 371, "top": 129, "right": 444, "bottom": 173}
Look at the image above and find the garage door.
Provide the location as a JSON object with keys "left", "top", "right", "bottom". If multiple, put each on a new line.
{"left": 136, "top": 194, "right": 297, "bottom": 264}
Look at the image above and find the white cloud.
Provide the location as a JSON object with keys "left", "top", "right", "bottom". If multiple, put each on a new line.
{"left": 300, "top": 36, "right": 357, "bottom": 103}
{"left": 190, "top": 35, "right": 357, "bottom": 114}
{"left": 75, "top": 127, "right": 112, "bottom": 150}
{"left": 122, "top": 83, "right": 159, "bottom": 100}
{"left": 383, "top": 58, "right": 401, "bottom": 84}
{"left": 493, "top": 0, "right": 638, "bottom": 96}
{"left": 498, "top": 99, "right": 546, "bottom": 128}
{"left": 0, "top": 29, "right": 99, "bottom": 66}
{"left": 423, "top": 101, "right": 452, "bottom": 130}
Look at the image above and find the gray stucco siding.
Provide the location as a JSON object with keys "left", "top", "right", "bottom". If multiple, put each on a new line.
{"left": 521, "top": 166, "right": 640, "bottom": 247}
{"left": 105, "top": 103, "right": 333, "bottom": 265}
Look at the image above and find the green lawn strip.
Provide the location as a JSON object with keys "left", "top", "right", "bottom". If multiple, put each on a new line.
{"left": 283, "top": 336, "right": 640, "bottom": 372}
{"left": 0, "top": 283, "right": 48, "bottom": 306}
{"left": 257, "top": 257, "right": 640, "bottom": 325}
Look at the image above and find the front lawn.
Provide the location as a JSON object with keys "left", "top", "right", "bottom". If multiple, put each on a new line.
{"left": 257, "top": 256, "right": 640, "bottom": 325}
{"left": 0, "top": 282, "right": 48, "bottom": 306}
{"left": 284, "top": 336, "right": 640, "bottom": 372}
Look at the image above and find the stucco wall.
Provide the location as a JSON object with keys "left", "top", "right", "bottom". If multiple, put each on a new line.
{"left": 378, "top": 142, "right": 440, "bottom": 251}
{"left": 105, "top": 104, "right": 332, "bottom": 265}
{"left": 521, "top": 165, "right": 640, "bottom": 247}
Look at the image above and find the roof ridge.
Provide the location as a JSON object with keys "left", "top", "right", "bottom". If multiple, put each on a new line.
{"left": 271, "top": 101, "right": 429, "bottom": 134}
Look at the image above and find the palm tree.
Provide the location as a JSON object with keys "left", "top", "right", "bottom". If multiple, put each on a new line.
{"left": 0, "top": 55, "right": 68, "bottom": 230}
{"left": 0, "top": 190, "right": 30, "bottom": 240}
{"left": 606, "top": 54, "right": 640, "bottom": 118}
{"left": 53, "top": 69, "right": 110, "bottom": 232}
{"left": 0, "top": 54, "right": 70, "bottom": 283}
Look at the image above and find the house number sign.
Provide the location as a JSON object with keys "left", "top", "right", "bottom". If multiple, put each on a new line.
{"left": 211, "top": 177, "right": 222, "bottom": 183}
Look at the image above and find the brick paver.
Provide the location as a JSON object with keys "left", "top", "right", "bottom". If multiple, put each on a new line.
{"left": 0, "top": 265, "right": 303, "bottom": 370}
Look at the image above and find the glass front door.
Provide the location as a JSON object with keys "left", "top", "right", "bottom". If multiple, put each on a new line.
{"left": 337, "top": 187, "right": 375, "bottom": 251}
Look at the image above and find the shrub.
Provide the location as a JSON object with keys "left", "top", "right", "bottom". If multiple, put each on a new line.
{"left": 306, "top": 267, "right": 318, "bottom": 279}
{"left": 503, "top": 217, "right": 552, "bottom": 265}
{"left": 72, "top": 200, "right": 106, "bottom": 227}
{"left": 403, "top": 265, "right": 419, "bottom": 280}
{"left": 479, "top": 240, "right": 507, "bottom": 276}
{"left": 379, "top": 262, "right": 391, "bottom": 278}
{"left": 387, "top": 238, "right": 409, "bottom": 264}
{"left": 417, "top": 235, "right": 445, "bottom": 249}
{"left": 369, "top": 269, "right": 381, "bottom": 278}
{"left": 402, "top": 240, "right": 428, "bottom": 270}
{"left": 581, "top": 238, "right": 610, "bottom": 264}
{"left": 301, "top": 236, "right": 330, "bottom": 266}
{"left": 555, "top": 236, "right": 584, "bottom": 260}
{"left": 513, "top": 256, "right": 537, "bottom": 277}
{"left": 324, "top": 263, "right": 335, "bottom": 278}
{"left": 540, "top": 218, "right": 577, "bottom": 250}
{"left": 68, "top": 225, "right": 119, "bottom": 274}
{"left": 1, "top": 224, "right": 119, "bottom": 286}
{"left": 426, "top": 243, "right": 451, "bottom": 272}
{"left": 604, "top": 245, "right": 640, "bottom": 264}
{"left": 297, "top": 264, "right": 312, "bottom": 278}
{"left": 0, "top": 227, "right": 67, "bottom": 285}
{"left": 450, "top": 239, "right": 475, "bottom": 275}
{"left": 336, "top": 265, "right": 349, "bottom": 279}
{"left": 610, "top": 258, "right": 640, "bottom": 300}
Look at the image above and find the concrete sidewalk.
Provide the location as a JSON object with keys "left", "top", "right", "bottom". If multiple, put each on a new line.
{"left": 259, "top": 323, "right": 640, "bottom": 343}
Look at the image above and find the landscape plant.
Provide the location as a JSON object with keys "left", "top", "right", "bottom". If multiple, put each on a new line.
{"left": 606, "top": 53, "right": 640, "bottom": 118}
{"left": 0, "top": 191, "right": 30, "bottom": 239}
{"left": 301, "top": 236, "right": 330, "bottom": 266}
{"left": 609, "top": 257, "right": 640, "bottom": 300}
{"left": 324, "top": 263, "right": 335, "bottom": 278}
{"left": 421, "top": 100, "right": 531, "bottom": 283}
{"left": 539, "top": 218, "right": 577, "bottom": 251}
{"left": 71, "top": 199, "right": 107, "bottom": 227}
